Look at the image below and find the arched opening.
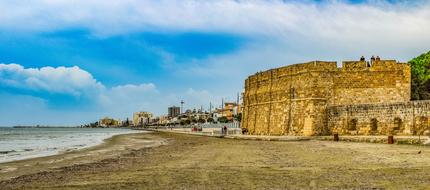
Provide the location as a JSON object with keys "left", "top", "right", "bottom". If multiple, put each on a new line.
{"left": 393, "top": 117, "right": 402, "bottom": 130}
{"left": 348, "top": 119, "right": 357, "bottom": 131}
{"left": 370, "top": 118, "right": 378, "bottom": 131}
{"left": 393, "top": 117, "right": 403, "bottom": 134}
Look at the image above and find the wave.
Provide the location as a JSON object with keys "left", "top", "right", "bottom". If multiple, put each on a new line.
{"left": 0, "top": 150, "right": 16, "bottom": 154}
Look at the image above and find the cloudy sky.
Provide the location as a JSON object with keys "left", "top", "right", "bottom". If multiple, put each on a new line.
{"left": 1, "top": 0, "right": 430, "bottom": 126}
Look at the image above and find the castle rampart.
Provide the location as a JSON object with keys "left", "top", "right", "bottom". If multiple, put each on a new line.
{"left": 242, "top": 58, "right": 415, "bottom": 136}
{"left": 328, "top": 100, "right": 430, "bottom": 136}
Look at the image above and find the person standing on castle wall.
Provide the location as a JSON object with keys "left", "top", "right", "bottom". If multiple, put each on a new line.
{"left": 361, "top": 56, "right": 371, "bottom": 67}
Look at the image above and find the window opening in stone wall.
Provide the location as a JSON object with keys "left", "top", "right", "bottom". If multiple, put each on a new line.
{"left": 348, "top": 119, "right": 357, "bottom": 131}
{"left": 393, "top": 117, "right": 402, "bottom": 131}
{"left": 370, "top": 118, "right": 378, "bottom": 131}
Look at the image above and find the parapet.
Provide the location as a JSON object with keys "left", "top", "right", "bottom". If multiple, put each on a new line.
{"left": 342, "top": 61, "right": 368, "bottom": 71}
{"left": 341, "top": 59, "right": 407, "bottom": 71}
{"left": 371, "top": 60, "right": 407, "bottom": 71}
{"left": 246, "top": 61, "right": 337, "bottom": 82}
{"left": 245, "top": 58, "right": 409, "bottom": 86}
{"left": 276, "top": 61, "right": 338, "bottom": 75}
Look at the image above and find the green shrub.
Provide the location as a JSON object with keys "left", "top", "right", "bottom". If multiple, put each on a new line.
{"left": 410, "top": 51, "right": 430, "bottom": 100}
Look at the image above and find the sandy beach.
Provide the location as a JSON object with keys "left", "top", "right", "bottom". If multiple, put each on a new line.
{"left": 1, "top": 131, "right": 430, "bottom": 189}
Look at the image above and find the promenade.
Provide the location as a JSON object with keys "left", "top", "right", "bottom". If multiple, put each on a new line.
{"left": 152, "top": 127, "right": 430, "bottom": 145}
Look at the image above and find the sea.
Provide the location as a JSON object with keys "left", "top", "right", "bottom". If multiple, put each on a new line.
{"left": 0, "top": 127, "right": 139, "bottom": 163}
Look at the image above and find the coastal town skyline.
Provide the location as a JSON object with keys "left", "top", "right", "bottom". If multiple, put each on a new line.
{"left": 1, "top": 0, "right": 430, "bottom": 126}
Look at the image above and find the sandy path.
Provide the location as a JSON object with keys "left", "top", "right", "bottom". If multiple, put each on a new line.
{"left": 1, "top": 132, "right": 430, "bottom": 189}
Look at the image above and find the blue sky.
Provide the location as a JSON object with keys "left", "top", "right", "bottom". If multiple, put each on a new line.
{"left": 1, "top": 0, "right": 430, "bottom": 126}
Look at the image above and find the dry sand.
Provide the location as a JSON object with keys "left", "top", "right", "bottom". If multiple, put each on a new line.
{"left": 1, "top": 132, "right": 430, "bottom": 189}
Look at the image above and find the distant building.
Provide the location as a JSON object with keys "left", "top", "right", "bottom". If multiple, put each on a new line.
{"left": 154, "top": 115, "right": 169, "bottom": 125}
{"left": 168, "top": 106, "right": 180, "bottom": 118}
{"left": 222, "top": 102, "right": 239, "bottom": 121}
{"left": 212, "top": 110, "right": 223, "bottom": 122}
{"left": 99, "top": 117, "right": 121, "bottom": 127}
{"left": 133, "top": 111, "right": 153, "bottom": 126}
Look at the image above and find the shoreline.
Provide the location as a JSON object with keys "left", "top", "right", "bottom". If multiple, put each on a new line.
{"left": 0, "top": 128, "right": 143, "bottom": 164}
{"left": 1, "top": 132, "right": 430, "bottom": 189}
{"left": 0, "top": 131, "right": 167, "bottom": 181}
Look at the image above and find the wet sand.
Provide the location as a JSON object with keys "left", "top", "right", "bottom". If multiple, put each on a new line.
{"left": 0, "top": 131, "right": 166, "bottom": 181}
{"left": 1, "top": 132, "right": 430, "bottom": 189}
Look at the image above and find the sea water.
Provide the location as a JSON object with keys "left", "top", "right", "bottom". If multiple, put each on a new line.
{"left": 0, "top": 127, "right": 139, "bottom": 163}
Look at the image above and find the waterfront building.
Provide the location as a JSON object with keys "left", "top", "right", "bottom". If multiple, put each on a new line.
{"left": 213, "top": 103, "right": 240, "bottom": 122}
{"left": 168, "top": 106, "right": 180, "bottom": 118}
{"left": 148, "top": 115, "right": 169, "bottom": 126}
{"left": 99, "top": 117, "right": 121, "bottom": 127}
{"left": 133, "top": 111, "right": 153, "bottom": 127}
{"left": 224, "top": 102, "right": 239, "bottom": 120}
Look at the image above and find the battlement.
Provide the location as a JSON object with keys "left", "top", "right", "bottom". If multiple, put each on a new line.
{"left": 246, "top": 58, "right": 408, "bottom": 85}
{"left": 246, "top": 61, "right": 337, "bottom": 83}
{"left": 342, "top": 59, "right": 407, "bottom": 71}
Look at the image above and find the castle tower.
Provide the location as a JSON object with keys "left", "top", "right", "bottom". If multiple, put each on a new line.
{"left": 242, "top": 58, "right": 410, "bottom": 136}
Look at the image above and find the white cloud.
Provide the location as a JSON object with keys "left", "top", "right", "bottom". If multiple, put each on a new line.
{"left": 186, "top": 88, "right": 213, "bottom": 104}
{"left": 99, "top": 83, "right": 160, "bottom": 114}
{"left": 2, "top": 1, "right": 430, "bottom": 72}
{"left": 183, "top": 88, "right": 236, "bottom": 110}
{"left": 0, "top": 63, "right": 104, "bottom": 96}
{"left": 0, "top": 0, "right": 429, "bottom": 42}
{"left": 0, "top": 63, "right": 159, "bottom": 102}
{"left": 0, "top": 63, "right": 164, "bottom": 124}
{"left": 2, "top": 0, "right": 430, "bottom": 125}
{"left": 111, "top": 83, "right": 157, "bottom": 94}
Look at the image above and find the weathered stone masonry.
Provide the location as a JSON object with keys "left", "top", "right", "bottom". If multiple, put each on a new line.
{"left": 328, "top": 101, "right": 430, "bottom": 136}
{"left": 241, "top": 59, "right": 430, "bottom": 136}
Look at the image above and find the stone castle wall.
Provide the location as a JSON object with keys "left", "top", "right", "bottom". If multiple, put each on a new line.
{"left": 328, "top": 101, "right": 430, "bottom": 136}
{"left": 332, "top": 60, "right": 410, "bottom": 105}
{"left": 241, "top": 59, "right": 412, "bottom": 136}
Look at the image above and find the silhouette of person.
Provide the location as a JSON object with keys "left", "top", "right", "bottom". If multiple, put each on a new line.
{"left": 376, "top": 56, "right": 381, "bottom": 61}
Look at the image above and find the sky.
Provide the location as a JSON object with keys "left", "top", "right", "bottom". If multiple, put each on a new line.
{"left": 1, "top": 0, "right": 430, "bottom": 126}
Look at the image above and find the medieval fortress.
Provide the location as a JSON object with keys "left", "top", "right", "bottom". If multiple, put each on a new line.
{"left": 241, "top": 57, "right": 430, "bottom": 136}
